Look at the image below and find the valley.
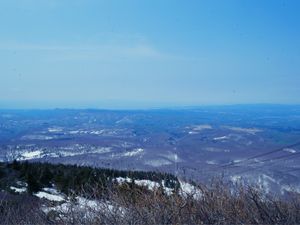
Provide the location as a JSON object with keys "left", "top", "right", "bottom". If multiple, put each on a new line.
{"left": 1, "top": 105, "right": 300, "bottom": 195}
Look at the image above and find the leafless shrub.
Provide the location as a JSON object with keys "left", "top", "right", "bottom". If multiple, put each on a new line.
{"left": 1, "top": 179, "right": 300, "bottom": 225}
{"left": 0, "top": 191, "right": 49, "bottom": 225}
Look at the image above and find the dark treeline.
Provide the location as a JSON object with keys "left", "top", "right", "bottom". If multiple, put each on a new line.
{"left": 0, "top": 161, "right": 179, "bottom": 195}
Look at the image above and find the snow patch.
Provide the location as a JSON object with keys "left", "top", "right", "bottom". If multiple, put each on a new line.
{"left": 48, "top": 127, "right": 63, "bottom": 133}
{"left": 179, "top": 180, "right": 202, "bottom": 200}
{"left": 233, "top": 159, "right": 244, "bottom": 163}
{"left": 206, "top": 160, "right": 218, "bottom": 165}
{"left": 223, "top": 126, "right": 262, "bottom": 135}
{"left": 230, "top": 175, "right": 243, "bottom": 183}
{"left": 281, "top": 185, "right": 300, "bottom": 194}
{"left": 257, "top": 174, "right": 277, "bottom": 194}
{"left": 203, "top": 147, "right": 230, "bottom": 153}
{"left": 58, "top": 147, "right": 111, "bottom": 157}
{"left": 123, "top": 148, "right": 144, "bottom": 157}
{"left": 33, "top": 191, "right": 65, "bottom": 202}
{"left": 21, "top": 135, "right": 54, "bottom": 140}
{"left": 144, "top": 159, "right": 172, "bottom": 167}
{"left": 42, "top": 197, "right": 125, "bottom": 218}
{"left": 188, "top": 124, "right": 212, "bottom": 134}
{"left": 115, "top": 177, "right": 174, "bottom": 195}
{"left": 213, "top": 136, "right": 229, "bottom": 141}
{"left": 161, "top": 152, "right": 182, "bottom": 163}
{"left": 10, "top": 186, "right": 27, "bottom": 193}
{"left": 115, "top": 177, "right": 132, "bottom": 183}
{"left": 283, "top": 148, "right": 297, "bottom": 153}
{"left": 134, "top": 179, "right": 161, "bottom": 190}
{"left": 21, "top": 150, "right": 42, "bottom": 160}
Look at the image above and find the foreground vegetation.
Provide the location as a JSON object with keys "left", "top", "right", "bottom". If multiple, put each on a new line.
{"left": 0, "top": 161, "right": 299, "bottom": 225}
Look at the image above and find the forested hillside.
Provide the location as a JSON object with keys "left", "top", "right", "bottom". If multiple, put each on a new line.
{"left": 0, "top": 161, "right": 179, "bottom": 195}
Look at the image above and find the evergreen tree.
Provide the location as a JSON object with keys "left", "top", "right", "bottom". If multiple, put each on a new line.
{"left": 40, "top": 167, "right": 53, "bottom": 186}
{"left": 11, "top": 159, "right": 21, "bottom": 170}
{"left": 26, "top": 172, "right": 41, "bottom": 193}
{"left": 0, "top": 166, "right": 4, "bottom": 179}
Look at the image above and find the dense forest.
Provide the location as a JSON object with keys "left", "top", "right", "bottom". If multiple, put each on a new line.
{"left": 0, "top": 161, "right": 179, "bottom": 195}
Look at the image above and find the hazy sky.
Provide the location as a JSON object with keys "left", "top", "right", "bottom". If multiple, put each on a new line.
{"left": 0, "top": 0, "right": 299, "bottom": 108}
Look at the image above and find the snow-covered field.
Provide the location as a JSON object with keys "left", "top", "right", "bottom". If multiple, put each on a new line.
{"left": 10, "top": 146, "right": 112, "bottom": 161}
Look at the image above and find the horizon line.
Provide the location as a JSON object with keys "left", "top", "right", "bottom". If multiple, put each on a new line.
{"left": 1, "top": 103, "right": 300, "bottom": 111}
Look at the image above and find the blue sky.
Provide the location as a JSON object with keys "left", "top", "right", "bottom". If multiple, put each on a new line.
{"left": 0, "top": 0, "right": 299, "bottom": 108}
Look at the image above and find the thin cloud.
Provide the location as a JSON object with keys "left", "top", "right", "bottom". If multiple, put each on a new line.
{"left": 0, "top": 41, "right": 185, "bottom": 62}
